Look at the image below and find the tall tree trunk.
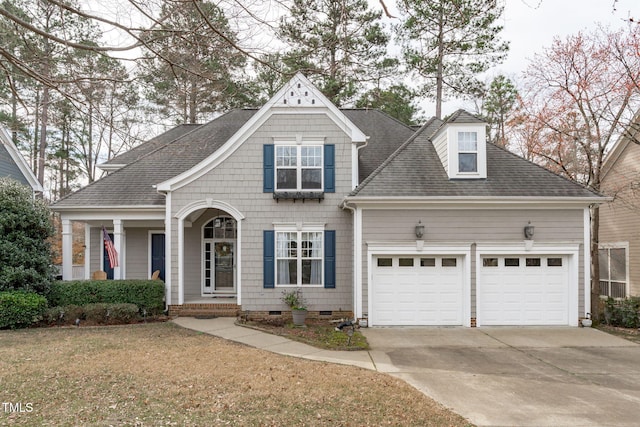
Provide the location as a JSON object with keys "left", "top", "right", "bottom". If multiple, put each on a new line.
{"left": 37, "top": 85, "right": 49, "bottom": 186}
{"left": 590, "top": 205, "right": 600, "bottom": 321}
{"left": 435, "top": 14, "right": 445, "bottom": 119}
{"left": 189, "top": 80, "right": 197, "bottom": 124}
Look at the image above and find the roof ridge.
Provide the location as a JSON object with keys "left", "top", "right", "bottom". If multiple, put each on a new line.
{"left": 342, "top": 108, "right": 416, "bottom": 131}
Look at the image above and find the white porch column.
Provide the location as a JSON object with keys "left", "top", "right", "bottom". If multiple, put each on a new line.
{"left": 61, "top": 218, "right": 73, "bottom": 280}
{"left": 178, "top": 217, "right": 184, "bottom": 305}
{"left": 113, "top": 219, "right": 123, "bottom": 280}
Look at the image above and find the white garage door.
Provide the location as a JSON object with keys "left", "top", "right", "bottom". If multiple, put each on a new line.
{"left": 479, "top": 255, "right": 569, "bottom": 325}
{"left": 372, "top": 256, "right": 464, "bottom": 326}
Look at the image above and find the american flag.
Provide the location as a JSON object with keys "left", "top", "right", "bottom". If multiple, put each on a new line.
{"left": 102, "top": 226, "right": 119, "bottom": 268}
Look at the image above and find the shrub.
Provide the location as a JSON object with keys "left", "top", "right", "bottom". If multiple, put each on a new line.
{"left": 0, "top": 291, "right": 48, "bottom": 329}
{"left": 42, "top": 303, "right": 140, "bottom": 326}
{"left": 0, "top": 178, "right": 55, "bottom": 295}
{"left": 49, "top": 280, "right": 164, "bottom": 314}
{"left": 603, "top": 297, "right": 640, "bottom": 328}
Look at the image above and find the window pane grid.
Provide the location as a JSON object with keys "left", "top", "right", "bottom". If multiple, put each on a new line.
{"left": 458, "top": 132, "right": 477, "bottom": 151}
{"left": 275, "top": 145, "right": 323, "bottom": 191}
{"left": 598, "top": 247, "right": 628, "bottom": 297}
{"left": 276, "top": 231, "right": 323, "bottom": 286}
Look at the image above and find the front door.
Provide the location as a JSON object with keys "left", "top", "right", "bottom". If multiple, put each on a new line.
{"left": 202, "top": 216, "right": 237, "bottom": 295}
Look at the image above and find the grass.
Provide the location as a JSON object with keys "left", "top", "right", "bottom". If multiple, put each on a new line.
{"left": 239, "top": 318, "right": 369, "bottom": 350}
{"left": 0, "top": 323, "right": 472, "bottom": 426}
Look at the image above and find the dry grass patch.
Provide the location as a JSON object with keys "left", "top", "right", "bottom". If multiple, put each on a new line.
{"left": 0, "top": 323, "right": 472, "bottom": 426}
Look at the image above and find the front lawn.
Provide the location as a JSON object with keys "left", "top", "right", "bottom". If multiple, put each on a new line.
{"left": 0, "top": 323, "right": 472, "bottom": 426}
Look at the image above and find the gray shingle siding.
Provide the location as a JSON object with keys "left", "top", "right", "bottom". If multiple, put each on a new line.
{"left": 0, "top": 143, "right": 30, "bottom": 186}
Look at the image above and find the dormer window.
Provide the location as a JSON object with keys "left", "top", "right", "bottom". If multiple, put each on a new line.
{"left": 458, "top": 132, "right": 478, "bottom": 173}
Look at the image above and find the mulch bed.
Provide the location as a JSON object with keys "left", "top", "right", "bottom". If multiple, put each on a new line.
{"left": 238, "top": 317, "right": 369, "bottom": 350}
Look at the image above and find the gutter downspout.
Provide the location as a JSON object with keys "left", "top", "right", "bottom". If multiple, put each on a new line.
{"left": 340, "top": 199, "right": 361, "bottom": 324}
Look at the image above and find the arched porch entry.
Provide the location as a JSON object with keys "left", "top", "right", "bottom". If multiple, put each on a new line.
{"left": 202, "top": 216, "right": 236, "bottom": 295}
{"left": 175, "top": 200, "right": 244, "bottom": 305}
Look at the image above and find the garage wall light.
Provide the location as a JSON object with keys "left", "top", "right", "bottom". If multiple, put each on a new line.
{"left": 415, "top": 220, "right": 425, "bottom": 239}
{"left": 524, "top": 221, "right": 535, "bottom": 240}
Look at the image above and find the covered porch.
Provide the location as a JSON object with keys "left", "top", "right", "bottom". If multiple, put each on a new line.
{"left": 172, "top": 199, "right": 245, "bottom": 308}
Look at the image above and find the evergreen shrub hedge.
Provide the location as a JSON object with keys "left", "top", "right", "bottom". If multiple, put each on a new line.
{"left": 0, "top": 291, "right": 48, "bottom": 329}
{"left": 49, "top": 280, "right": 164, "bottom": 315}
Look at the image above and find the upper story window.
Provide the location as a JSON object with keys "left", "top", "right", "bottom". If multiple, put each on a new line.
{"left": 276, "top": 145, "right": 323, "bottom": 191}
{"left": 458, "top": 131, "right": 478, "bottom": 173}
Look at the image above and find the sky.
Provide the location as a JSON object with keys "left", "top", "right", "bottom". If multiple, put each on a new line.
{"left": 375, "top": 0, "right": 638, "bottom": 117}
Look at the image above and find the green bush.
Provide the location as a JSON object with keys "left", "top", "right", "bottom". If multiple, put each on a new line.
{"left": 49, "top": 280, "right": 164, "bottom": 314}
{"left": 0, "top": 291, "right": 48, "bottom": 329}
{"left": 0, "top": 178, "right": 55, "bottom": 295}
{"left": 603, "top": 297, "right": 640, "bottom": 328}
{"left": 43, "top": 303, "right": 140, "bottom": 325}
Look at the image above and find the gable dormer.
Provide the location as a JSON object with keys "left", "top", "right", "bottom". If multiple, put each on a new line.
{"left": 431, "top": 110, "right": 487, "bottom": 179}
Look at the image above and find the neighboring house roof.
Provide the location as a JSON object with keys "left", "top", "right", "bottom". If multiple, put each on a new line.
{"left": 349, "top": 116, "right": 600, "bottom": 200}
{"left": 601, "top": 111, "right": 640, "bottom": 182}
{"left": 100, "top": 124, "right": 202, "bottom": 171}
{"left": 0, "top": 127, "right": 43, "bottom": 193}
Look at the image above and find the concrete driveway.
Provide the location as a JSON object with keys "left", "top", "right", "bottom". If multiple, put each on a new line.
{"left": 362, "top": 327, "right": 640, "bottom": 427}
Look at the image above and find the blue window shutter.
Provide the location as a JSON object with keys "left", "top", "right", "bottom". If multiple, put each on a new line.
{"left": 263, "top": 230, "right": 275, "bottom": 288}
{"left": 324, "top": 230, "right": 336, "bottom": 288}
{"left": 324, "top": 144, "right": 335, "bottom": 193}
{"left": 263, "top": 144, "right": 274, "bottom": 192}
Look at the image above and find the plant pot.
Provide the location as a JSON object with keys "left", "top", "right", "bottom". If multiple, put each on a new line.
{"left": 581, "top": 319, "right": 592, "bottom": 327}
{"left": 291, "top": 309, "right": 307, "bottom": 326}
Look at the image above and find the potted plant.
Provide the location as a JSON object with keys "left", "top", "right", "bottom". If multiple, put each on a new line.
{"left": 281, "top": 288, "right": 307, "bottom": 326}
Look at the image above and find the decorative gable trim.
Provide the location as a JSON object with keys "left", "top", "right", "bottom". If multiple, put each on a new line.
{"left": 157, "top": 73, "right": 367, "bottom": 192}
{"left": 0, "top": 127, "right": 43, "bottom": 193}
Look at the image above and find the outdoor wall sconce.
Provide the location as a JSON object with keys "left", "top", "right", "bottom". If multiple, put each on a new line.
{"left": 524, "top": 221, "right": 535, "bottom": 240}
{"left": 415, "top": 220, "right": 425, "bottom": 239}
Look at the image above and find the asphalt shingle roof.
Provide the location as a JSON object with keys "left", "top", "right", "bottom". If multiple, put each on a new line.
{"left": 53, "top": 109, "right": 412, "bottom": 208}
{"left": 53, "top": 109, "right": 257, "bottom": 207}
{"left": 103, "top": 124, "right": 202, "bottom": 166}
{"left": 350, "top": 116, "right": 599, "bottom": 199}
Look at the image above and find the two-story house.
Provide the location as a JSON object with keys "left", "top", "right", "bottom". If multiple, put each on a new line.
{"left": 52, "top": 73, "right": 603, "bottom": 327}
{"left": 0, "top": 127, "right": 43, "bottom": 195}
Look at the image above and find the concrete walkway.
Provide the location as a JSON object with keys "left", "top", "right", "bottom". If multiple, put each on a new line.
{"left": 171, "top": 317, "right": 376, "bottom": 370}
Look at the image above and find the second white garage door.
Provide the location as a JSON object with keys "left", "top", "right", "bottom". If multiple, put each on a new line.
{"left": 478, "top": 255, "right": 569, "bottom": 325}
{"left": 372, "top": 256, "right": 464, "bottom": 326}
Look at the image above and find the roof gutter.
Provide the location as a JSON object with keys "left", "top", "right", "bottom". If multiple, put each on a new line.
{"left": 342, "top": 195, "right": 610, "bottom": 207}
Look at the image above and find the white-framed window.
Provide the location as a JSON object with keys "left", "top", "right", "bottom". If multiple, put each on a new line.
{"left": 458, "top": 131, "right": 478, "bottom": 173}
{"left": 598, "top": 245, "right": 628, "bottom": 299}
{"left": 275, "top": 145, "right": 323, "bottom": 191}
{"left": 276, "top": 226, "right": 323, "bottom": 286}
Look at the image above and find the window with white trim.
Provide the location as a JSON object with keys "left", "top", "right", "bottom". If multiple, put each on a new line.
{"left": 598, "top": 246, "right": 628, "bottom": 299}
{"left": 458, "top": 131, "right": 478, "bottom": 173}
{"left": 276, "top": 145, "right": 323, "bottom": 190}
{"left": 276, "top": 229, "right": 323, "bottom": 286}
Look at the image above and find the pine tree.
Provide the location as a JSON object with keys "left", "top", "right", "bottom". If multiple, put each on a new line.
{"left": 396, "top": 0, "right": 509, "bottom": 118}
{"left": 140, "top": 0, "right": 247, "bottom": 124}
{"left": 278, "top": 0, "right": 394, "bottom": 106}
